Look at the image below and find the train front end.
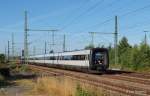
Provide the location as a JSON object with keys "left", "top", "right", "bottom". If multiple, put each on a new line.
{"left": 90, "top": 48, "right": 109, "bottom": 71}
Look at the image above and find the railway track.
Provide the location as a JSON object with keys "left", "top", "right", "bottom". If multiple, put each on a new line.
{"left": 28, "top": 64, "right": 150, "bottom": 96}
{"left": 121, "top": 73, "right": 150, "bottom": 79}
{"left": 101, "top": 74, "right": 150, "bottom": 85}
{"left": 106, "top": 70, "right": 150, "bottom": 79}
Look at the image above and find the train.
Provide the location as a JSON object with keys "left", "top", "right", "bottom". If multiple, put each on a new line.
{"left": 26, "top": 48, "right": 109, "bottom": 72}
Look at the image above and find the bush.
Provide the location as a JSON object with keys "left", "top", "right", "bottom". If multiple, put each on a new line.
{"left": 19, "top": 65, "right": 29, "bottom": 72}
{"left": 109, "top": 36, "right": 150, "bottom": 72}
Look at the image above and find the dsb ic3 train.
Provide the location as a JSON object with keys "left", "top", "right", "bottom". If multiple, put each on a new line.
{"left": 27, "top": 48, "right": 109, "bottom": 72}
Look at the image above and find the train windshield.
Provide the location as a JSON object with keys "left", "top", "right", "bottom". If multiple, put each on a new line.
{"left": 94, "top": 52, "right": 107, "bottom": 65}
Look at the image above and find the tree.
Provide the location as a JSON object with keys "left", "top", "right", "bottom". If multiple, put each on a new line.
{"left": 0, "top": 54, "right": 5, "bottom": 64}
{"left": 118, "top": 37, "right": 132, "bottom": 69}
{"left": 109, "top": 36, "right": 150, "bottom": 72}
{"left": 84, "top": 44, "right": 94, "bottom": 49}
{"left": 118, "top": 37, "right": 131, "bottom": 54}
{"left": 0, "top": 54, "right": 6, "bottom": 68}
{"left": 136, "top": 42, "right": 150, "bottom": 70}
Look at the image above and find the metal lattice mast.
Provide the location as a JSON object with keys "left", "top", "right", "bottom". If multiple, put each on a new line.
{"left": 27, "top": 29, "right": 58, "bottom": 53}
{"left": 24, "top": 11, "right": 28, "bottom": 64}
{"left": 12, "top": 32, "right": 15, "bottom": 61}
{"left": 51, "top": 30, "right": 57, "bottom": 52}
{"left": 45, "top": 41, "right": 47, "bottom": 54}
{"left": 63, "top": 34, "right": 66, "bottom": 52}
{"left": 33, "top": 46, "right": 36, "bottom": 56}
{"left": 89, "top": 16, "right": 118, "bottom": 65}
{"left": 5, "top": 46, "right": 7, "bottom": 63}
{"left": 114, "top": 16, "right": 118, "bottom": 65}
{"left": 7, "top": 41, "right": 10, "bottom": 62}
{"left": 144, "top": 31, "right": 149, "bottom": 45}
{"left": 89, "top": 32, "right": 95, "bottom": 47}
{"left": 89, "top": 32, "right": 114, "bottom": 47}
{"left": 143, "top": 31, "right": 149, "bottom": 52}
{"left": 44, "top": 41, "right": 47, "bottom": 63}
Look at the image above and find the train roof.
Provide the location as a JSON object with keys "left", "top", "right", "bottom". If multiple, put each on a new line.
{"left": 28, "top": 48, "right": 108, "bottom": 58}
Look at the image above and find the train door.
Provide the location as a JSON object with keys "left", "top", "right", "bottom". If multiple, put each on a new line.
{"left": 85, "top": 54, "right": 89, "bottom": 66}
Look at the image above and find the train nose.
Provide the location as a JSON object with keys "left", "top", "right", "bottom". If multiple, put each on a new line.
{"left": 98, "top": 60, "right": 103, "bottom": 64}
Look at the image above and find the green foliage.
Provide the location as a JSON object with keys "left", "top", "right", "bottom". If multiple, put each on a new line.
{"left": 0, "top": 54, "right": 5, "bottom": 64}
{"left": 84, "top": 44, "right": 94, "bottom": 49}
{"left": 9, "top": 62, "right": 17, "bottom": 69}
{"left": 118, "top": 37, "right": 132, "bottom": 69}
{"left": 109, "top": 36, "right": 150, "bottom": 72}
{"left": 76, "top": 84, "right": 97, "bottom": 96}
{"left": 19, "top": 65, "right": 29, "bottom": 72}
{"left": 0, "top": 54, "right": 7, "bottom": 68}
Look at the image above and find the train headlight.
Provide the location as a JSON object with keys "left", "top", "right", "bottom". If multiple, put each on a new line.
{"left": 98, "top": 60, "right": 103, "bottom": 64}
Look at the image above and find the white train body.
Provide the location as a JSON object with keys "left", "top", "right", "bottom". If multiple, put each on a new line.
{"left": 26, "top": 48, "right": 109, "bottom": 71}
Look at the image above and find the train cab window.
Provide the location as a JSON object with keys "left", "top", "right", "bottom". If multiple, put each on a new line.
{"left": 94, "top": 52, "right": 106, "bottom": 65}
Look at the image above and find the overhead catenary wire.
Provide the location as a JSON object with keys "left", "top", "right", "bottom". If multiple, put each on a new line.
{"left": 6, "top": 1, "right": 150, "bottom": 56}
{"left": 61, "top": 0, "right": 122, "bottom": 31}
{"left": 83, "top": 0, "right": 120, "bottom": 18}
{"left": 62, "top": 0, "right": 123, "bottom": 32}
{"left": 79, "top": 3, "right": 150, "bottom": 32}
{"left": 57, "top": 0, "right": 90, "bottom": 26}
{"left": 61, "top": 0, "right": 105, "bottom": 30}
{"left": 119, "top": 4, "right": 150, "bottom": 18}
{"left": 121, "top": 21, "right": 150, "bottom": 31}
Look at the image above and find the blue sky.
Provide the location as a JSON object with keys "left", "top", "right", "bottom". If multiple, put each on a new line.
{"left": 0, "top": 0, "right": 150, "bottom": 55}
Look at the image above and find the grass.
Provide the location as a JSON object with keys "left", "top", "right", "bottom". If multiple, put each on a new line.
{"left": 22, "top": 76, "right": 112, "bottom": 96}
{"left": 0, "top": 62, "right": 118, "bottom": 96}
{"left": 75, "top": 84, "right": 97, "bottom": 96}
{"left": 30, "top": 76, "right": 76, "bottom": 96}
{"left": 8, "top": 62, "right": 30, "bottom": 73}
{"left": 0, "top": 74, "right": 119, "bottom": 96}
